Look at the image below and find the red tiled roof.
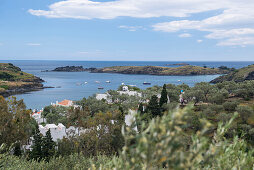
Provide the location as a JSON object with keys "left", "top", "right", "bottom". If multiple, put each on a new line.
{"left": 58, "top": 100, "right": 72, "bottom": 106}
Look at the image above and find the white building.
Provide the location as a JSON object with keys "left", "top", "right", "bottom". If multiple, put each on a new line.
{"left": 51, "top": 99, "right": 74, "bottom": 107}
{"left": 96, "top": 85, "right": 142, "bottom": 103}
{"left": 32, "top": 110, "right": 46, "bottom": 124}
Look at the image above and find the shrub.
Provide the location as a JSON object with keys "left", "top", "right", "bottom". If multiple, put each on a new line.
{"left": 223, "top": 101, "right": 238, "bottom": 112}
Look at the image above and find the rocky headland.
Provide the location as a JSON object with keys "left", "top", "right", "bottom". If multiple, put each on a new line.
{"left": 211, "top": 64, "right": 254, "bottom": 83}
{"left": 0, "top": 63, "right": 45, "bottom": 97}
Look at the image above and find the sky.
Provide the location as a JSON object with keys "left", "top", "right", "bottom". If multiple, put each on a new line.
{"left": 0, "top": 0, "right": 254, "bottom": 61}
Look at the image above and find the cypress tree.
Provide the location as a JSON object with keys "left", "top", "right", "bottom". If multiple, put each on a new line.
{"left": 30, "top": 125, "right": 43, "bottom": 161}
{"left": 159, "top": 84, "right": 168, "bottom": 107}
{"left": 13, "top": 143, "right": 22, "bottom": 157}
{"left": 138, "top": 103, "right": 144, "bottom": 115}
{"left": 147, "top": 95, "right": 162, "bottom": 117}
{"left": 42, "top": 129, "right": 55, "bottom": 162}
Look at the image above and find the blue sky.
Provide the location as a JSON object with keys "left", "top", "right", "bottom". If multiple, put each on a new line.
{"left": 0, "top": 0, "right": 254, "bottom": 61}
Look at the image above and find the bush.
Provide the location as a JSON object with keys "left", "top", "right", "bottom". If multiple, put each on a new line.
{"left": 236, "top": 106, "right": 254, "bottom": 123}
{"left": 223, "top": 101, "right": 238, "bottom": 112}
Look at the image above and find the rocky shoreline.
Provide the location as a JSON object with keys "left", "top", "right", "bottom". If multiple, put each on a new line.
{"left": 0, "top": 63, "right": 48, "bottom": 98}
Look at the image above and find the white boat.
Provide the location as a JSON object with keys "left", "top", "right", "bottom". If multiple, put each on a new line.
{"left": 129, "top": 85, "right": 137, "bottom": 87}
{"left": 84, "top": 82, "right": 88, "bottom": 84}
{"left": 178, "top": 80, "right": 181, "bottom": 82}
{"left": 95, "top": 81, "right": 100, "bottom": 83}
{"left": 121, "top": 83, "right": 125, "bottom": 85}
{"left": 106, "top": 81, "right": 110, "bottom": 83}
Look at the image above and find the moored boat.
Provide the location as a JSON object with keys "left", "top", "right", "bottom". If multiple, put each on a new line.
{"left": 143, "top": 82, "right": 151, "bottom": 85}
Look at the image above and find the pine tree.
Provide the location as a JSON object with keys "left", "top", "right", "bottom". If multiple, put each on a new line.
{"left": 159, "top": 84, "right": 168, "bottom": 107}
{"left": 42, "top": 129, "right": 55, "bottom": 162}
{"left": 30, "top": 125, "right": 43, "bottom": 161}
{"left": 147, "top": 95, "right": 162, "bottom": 117}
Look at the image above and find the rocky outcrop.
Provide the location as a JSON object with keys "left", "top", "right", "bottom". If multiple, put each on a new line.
{"left": 47, "top": 66, "right": 97, "bottom": 72}
{"left": 91, "top": 65, "right": 230, "bottom": 76}
{"left": 0, "top": 82, "right": 44, "bottom": 97}
{"left": 0, "top": 63, "right": 45, "bottom": 97}
{"left": 210, "top": 64, "right": 254, "bottom": 83}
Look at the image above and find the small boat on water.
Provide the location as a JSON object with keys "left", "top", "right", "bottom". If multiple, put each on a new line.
{"left": 84, "top": 82, "right": 88, "bottom": 84}
{"left": 98, "top": 87, "right": 104, "bottom": 90}
{"left": 178, "top": 80, "right": 181, "bottom": 82}
{"left": 105, "top": 81, "right": 110, "bottom": 83}
{"left": 95, "top": 81, "right": 100, "bottom": 83}
{"left": 143, "top": 82, "right": 151, "bottom": 85}
{"left": 129, "top": 85, "right": 137, "bottom": 87}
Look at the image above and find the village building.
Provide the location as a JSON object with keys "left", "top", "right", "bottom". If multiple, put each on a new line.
{"left": 96, "top": 85, "right": 142, "bottom": 103}
{"left": 31, "top": 109, "right": 46, "bottom": 124}
{"left": 51, "top": 99, "right": 74, "bottom": 107}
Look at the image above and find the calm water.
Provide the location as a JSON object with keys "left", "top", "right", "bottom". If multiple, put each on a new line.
{"left": 1, "top": 60, "right": 253, "bottom": 109}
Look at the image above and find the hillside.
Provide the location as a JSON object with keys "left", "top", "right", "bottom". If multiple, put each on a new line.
{"left": 211, "top": 64, "right": 254, "bottom": 83}
{"left": 0, "top": 63, "right": 44, "bottom": 97}
{"left": 91, "top": 65, "right": 229, "bottom": 76}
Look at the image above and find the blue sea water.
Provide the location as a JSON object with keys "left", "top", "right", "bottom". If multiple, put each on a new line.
{"left": 1, "top": 60, "right": 253, "bottom": 109}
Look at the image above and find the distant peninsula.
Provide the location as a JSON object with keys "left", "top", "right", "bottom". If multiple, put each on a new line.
{"left": 91, "top": 65, "right": 230, "bottom": 76}
{"left": 43, "top": 66, "right": 96, "bottom": 72}
{"left": 165, "top": 63, "right": 190, "bottom": 66}
{"left": 211, "top": 65, "right": 254, "bottom": 83}
{"left": 0, "top": 63, "right": 44, "bottom": 97}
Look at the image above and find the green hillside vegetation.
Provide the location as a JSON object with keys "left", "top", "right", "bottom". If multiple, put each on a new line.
{"left": 0, "top": 63, "right": 37, "bottom": 81}
{"left": 2, "top": 81, "right": 254, "bottom": 169}
{"left": 211, "top": 64, "right": 254, "bottom": 83}
{"left": 92, "top": 65, "right": 229, "bottom": 76}
{"left": 0, "top": 63, "right": 43, "bottom": 96}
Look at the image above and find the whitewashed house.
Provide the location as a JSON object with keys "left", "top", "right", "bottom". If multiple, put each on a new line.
{"left": 32, "top": 110, "right": 46, "bottom": 124}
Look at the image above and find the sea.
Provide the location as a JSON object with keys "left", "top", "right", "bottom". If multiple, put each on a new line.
{"left": 0, "top": 60, "right": 253, "bottom": 110}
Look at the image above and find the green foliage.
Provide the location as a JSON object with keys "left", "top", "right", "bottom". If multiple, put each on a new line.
{"left": 0, "top": 96, "right": 35, "bottom": 147}
{"left": 223, "top": 101, "right": 238, "bottom": 112}
{"left": 42, "top": 105, "right": 68, "bottom": 125}
{"left": 29, "top": 125, "right": 43, "bottom": 161}
{"left": 146, "top": 95, "right": 162, "bottom": 117}
{"left": 159, "top": 84, "right": 168, "bottom": 107}
{"left": 0, "top": 85, "right": 9, "bottom": 90}
{"left": 42, "top": 130, "right": 55, "bottom": 162}
{"left": 116, "top": 106, "right": 254, "bottom": 169}
{"left": 236, "top": 106, "right": 254, "bottom": 123}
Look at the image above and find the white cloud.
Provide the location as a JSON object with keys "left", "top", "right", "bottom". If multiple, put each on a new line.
{"left": 119, "top": 25, "right": 144, "bottom": 31}
{"left": 28, "top": 0, "right": 254, "bottom": 46}
{"left": 197, "top": 40, "right": 203, "bottom": 43}
{"left": 178, "top": 33, "right": 192, "bottom": 38}
{"left": 27, "top": 43, "right": 41, "bottom": 46}
{"left": 28, "top": 0, "right": 226, "bottom": 19}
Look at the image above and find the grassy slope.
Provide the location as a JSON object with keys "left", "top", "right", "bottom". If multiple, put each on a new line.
{"left": 0, "top": 63, "right": 43, "bottom": 94}
{"left": 211, "top": 64, "right": 254, "bottom": 83}
{"left": 95, "top": 65, "right": 228, "bottom": 76}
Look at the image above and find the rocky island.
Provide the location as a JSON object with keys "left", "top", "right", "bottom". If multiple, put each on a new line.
{"left": 211, "top": 64, "right": 254, "bottom": 83}
{"left": 91, "top": 65, "right": 230, "bottom": 76}
{"left": 44, "top": 66, "right": 97, "bottom": 72}
{"left": 165, "top": 63, "right": 190, "bottom": 66}
{"left": 0, "top": 63, "right": 44, "bottom": 97}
